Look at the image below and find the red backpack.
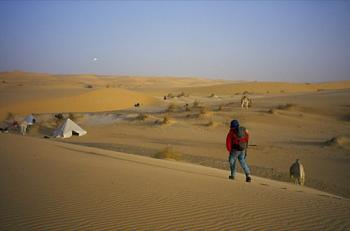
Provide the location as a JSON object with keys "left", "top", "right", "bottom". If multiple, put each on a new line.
{"left": 231, "top": 127, "right": 249, "bottom": 151}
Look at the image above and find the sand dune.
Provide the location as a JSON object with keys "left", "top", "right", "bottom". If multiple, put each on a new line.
{"left": 0, "top": 71, "right": 55, "bottom": 81}
{"left": 180, "top": 81, "right": 350, "bottom": 95}
{"left": 1, "top": 134, "right": 349, "bottom": 230}
{"left": 0, "top": 88, "right": 158, "bottom": 120}
{"left": 1, "top": 72, "right": 350, "bottom": 229}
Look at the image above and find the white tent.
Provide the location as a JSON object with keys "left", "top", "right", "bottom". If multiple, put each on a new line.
{"left": 52, "top": 118, "right": 87, "bottom": 138}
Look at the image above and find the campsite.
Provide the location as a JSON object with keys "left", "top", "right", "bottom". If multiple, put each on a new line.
{"left": 1, "top": 71, "right": 350, "bottom": 229}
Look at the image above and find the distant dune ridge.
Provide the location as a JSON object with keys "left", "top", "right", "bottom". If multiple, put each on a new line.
{"left": 1, "top": 71, "right": 350, "bottom": 229}
{"left": 0, "top": 88, "right": 157, "bottom": 118}
{"left": 1, "top": 71, "right": 349, "bottom": 119}
{"left": 181, "top": 81, "right": 350, "bottom": 96}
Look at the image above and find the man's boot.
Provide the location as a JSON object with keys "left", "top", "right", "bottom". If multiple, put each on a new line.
{"left": 246, "top": 174, "right": 252, "bottom": 182}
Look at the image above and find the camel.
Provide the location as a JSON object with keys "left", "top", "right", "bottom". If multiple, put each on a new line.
{"left": 289, "top": 159, "right": 305, "bottom": 186}
{"left": 240, "top": 96, "right": 252, "bottom": 109}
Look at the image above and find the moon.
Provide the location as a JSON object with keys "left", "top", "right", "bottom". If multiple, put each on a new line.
{"left": 93, "top": 58, "right": 98, "bottom": 61}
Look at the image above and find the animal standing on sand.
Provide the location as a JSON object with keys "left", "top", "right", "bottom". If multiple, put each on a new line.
{"left": 19, "top": 121, "right": 28, "bottom": 135}
{"left": 240, "top": 96, "right": 252, "bottom": 109}
{"left": 289, "top": 159, "right": 305, "bottom": 185}
{"left": 226, "top": 119, "right": 252, "bottom": 182}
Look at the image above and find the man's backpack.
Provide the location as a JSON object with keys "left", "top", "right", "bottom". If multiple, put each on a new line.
{"left": 232, "top": 127, "right": 249, "bottom": 151}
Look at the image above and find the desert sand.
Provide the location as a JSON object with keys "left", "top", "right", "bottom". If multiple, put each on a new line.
{"left": 1, "top": 134, "right": 349, "bottom": 230}
{"left": 1, "top": 71, "right": 350, "bottom": 229}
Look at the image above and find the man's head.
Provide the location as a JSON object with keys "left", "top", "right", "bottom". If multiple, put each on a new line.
{"left": 230, "top": 119, "right": 239, "bottom": 129}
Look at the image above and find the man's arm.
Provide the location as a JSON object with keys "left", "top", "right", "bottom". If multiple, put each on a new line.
{"left": 226, "top": 132, "right": 232, "bottom": 153}
{"left": 245, "top": 129, "right": 249, "bottom": 159}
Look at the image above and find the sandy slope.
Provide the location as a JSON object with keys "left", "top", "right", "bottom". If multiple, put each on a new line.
{"left": 1, "top": 72, "right": 349, "bottom": 198}
{"left": 0, "top": 134, "right": 349, "bottom": 230}
{"left": 49, "top": 88, "right": 348, "bottom": 198}
{"left": 0, "top": 87, "right": 158, "bottom": 120}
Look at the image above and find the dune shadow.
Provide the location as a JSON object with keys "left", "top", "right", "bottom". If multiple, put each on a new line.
{"left": 338, "top": 114, "right": 350, "bottom": 122}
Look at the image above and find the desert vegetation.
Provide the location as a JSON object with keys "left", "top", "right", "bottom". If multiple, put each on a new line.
{"left": 136, "top": 113, "right": 148, "bottom": 121}
{"left": 276, "top": 103, "right": 297, "bottom": 110}
{"left": 166, "top": 103, "right": 178, "bottom": 112}
{"left": 193, "top": 100, "right": 200, "bottom": 108}
{"left": 153, "top": 146, "right": 182, "bottom": 160}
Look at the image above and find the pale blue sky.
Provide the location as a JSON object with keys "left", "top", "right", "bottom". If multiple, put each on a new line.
{"left": 0, "top": 1, "right": 349, "bottom": 82}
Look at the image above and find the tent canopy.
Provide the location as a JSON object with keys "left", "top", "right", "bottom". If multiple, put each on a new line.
{"left": 52, "top": 118, "right": 87, "bottom": 138}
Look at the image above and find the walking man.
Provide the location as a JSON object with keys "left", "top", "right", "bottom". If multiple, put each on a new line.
{"left": 226, "top": 119, "right": 252, "bottom": 182}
